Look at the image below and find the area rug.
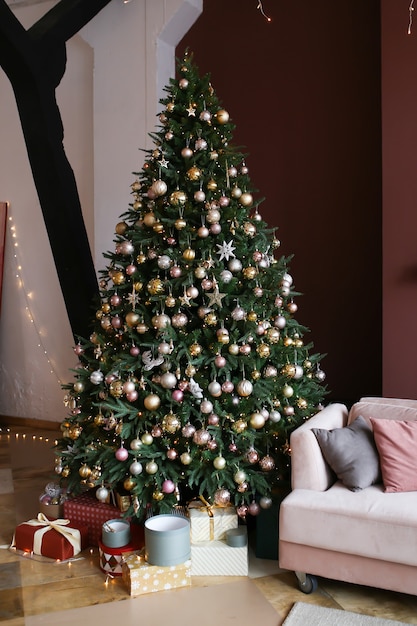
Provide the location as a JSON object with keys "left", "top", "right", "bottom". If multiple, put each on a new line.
{"left": 283, "top": 602, "right": 407, "bottom": 626}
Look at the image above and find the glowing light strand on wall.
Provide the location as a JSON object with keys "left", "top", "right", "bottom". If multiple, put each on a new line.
{"left": 257, "top": 1, "right": 271, "bottom": 22}
{"left": 409, "top": 0, "right": 415, "bottom": 34}
{"left": 7, "top": 214, "right": 62, "bottom": 385}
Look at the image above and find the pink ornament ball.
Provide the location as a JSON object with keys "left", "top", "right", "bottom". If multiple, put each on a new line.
{"left": 210, "top": 223, "right": 221, "bottom": 235}
{"left": 130, "top": 345, "right": 140, "bottom": 356}
{"left": 172, "top": 389, "right": 184, "bottom": 402}
{"left": 162, "top": 479, "right": 176, "bottom": 494}
{"left": 248, "top": 501, "right": 261, "bottom": 516}
{"left": 115, "top": 447, "right": 129, "bottom": 461}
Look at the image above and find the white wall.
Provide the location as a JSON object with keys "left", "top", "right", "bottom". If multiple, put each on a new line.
{"left": 0, "top": 0, "right": 202, "bottom": 423}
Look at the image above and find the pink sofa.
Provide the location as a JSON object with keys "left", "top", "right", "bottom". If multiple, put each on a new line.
{"left": 279, "top": 397, "right": 417, "bottom": 595}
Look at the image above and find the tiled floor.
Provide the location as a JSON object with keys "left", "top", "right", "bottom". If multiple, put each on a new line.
{"left": 1, "top": 423, "right": 417, "bottom": 625}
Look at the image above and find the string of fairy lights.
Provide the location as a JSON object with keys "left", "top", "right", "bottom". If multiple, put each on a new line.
{"left": 7, "top": 212, "right": 62, "bottom": 386}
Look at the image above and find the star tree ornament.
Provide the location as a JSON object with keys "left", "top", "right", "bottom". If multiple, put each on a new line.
{"left": 55, "top": 51, "right": 327, "bottom": 523}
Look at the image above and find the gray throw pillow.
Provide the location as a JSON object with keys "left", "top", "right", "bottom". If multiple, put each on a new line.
{"left": 312, "top": 415, "right": 381, "bottom": 491}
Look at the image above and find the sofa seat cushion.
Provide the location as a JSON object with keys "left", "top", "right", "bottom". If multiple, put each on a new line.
{"left": 280, "top": 483, "right": 417, "bottom": 567}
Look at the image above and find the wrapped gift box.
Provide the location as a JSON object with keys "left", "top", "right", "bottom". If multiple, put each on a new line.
{"left": 190, "top": 540, "right": 248, "bottom": 576}
{"left": 64, "top": 491, "right": 124, "bottom": 546}
{"left": 122, "top": 553, "right": 191, "bottom": 596}
{"left": 188, "top": 501, "right": 237, "bottom": 543}
{"left": 99, "top": 523, "right": 144, "bottom": 576}
{"left": 12, "top": 513, "right": 88, "bottom": 560}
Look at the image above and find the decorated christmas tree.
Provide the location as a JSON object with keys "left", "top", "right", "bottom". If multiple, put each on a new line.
{"left": 55, "top": 52, "right": 327, "bottom": 521}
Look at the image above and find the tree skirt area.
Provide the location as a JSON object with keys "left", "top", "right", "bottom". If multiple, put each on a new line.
{"left": 26, "top": 579, "right": 280, "bottom": 626}
{"left": 283, "top": 602, "right": 407, "bottom": 626}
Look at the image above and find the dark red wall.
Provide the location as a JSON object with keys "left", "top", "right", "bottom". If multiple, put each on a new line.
{"left": 178, "top": 0, "right": 382, "bottom": 405}
{"left": 381, "top": 2, "right": 417, "bottom": 399}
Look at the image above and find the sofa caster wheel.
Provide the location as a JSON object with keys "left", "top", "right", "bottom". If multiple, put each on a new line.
{"left": 295, "top": 571, "right": 318, "bottom": 594}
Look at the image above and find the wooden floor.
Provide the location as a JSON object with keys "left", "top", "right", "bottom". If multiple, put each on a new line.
{"left": 1, "top": 424, "right": 417, "bottom": 625}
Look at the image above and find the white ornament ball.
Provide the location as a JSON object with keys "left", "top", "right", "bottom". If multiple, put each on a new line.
{"left": 129, "top": 460, "right": 143, "bottom": 476}
{"left": 208, "top": 381, "right": 222, "bottom": 397}
{"left": 157, "top": 255, "right": 172, "bottom": 270}
{"left": 234, "top": 470, "right": 247, "bottom": 484}
{"left": 228, "top": 259, "right": 242, "bottom": 273}
{"left": 200, "top": 399, "right": 213, "bottom": 414}
{"left": 96, "top": 486, "right": 109, "bottom": 502}
{"left": 220, "top": 270, "right": 233, "bottom": 283}
{"left": 160, "top": 372, "right": 177, "bottom": 389}
{"left": 90, "top": 370, "right": 104, "bottom": 385}
{"left": 213, "top": 456, "right": 226, "bottom": 470}
{"left": 145, "top": 461, "right": 158, "bottom": 474}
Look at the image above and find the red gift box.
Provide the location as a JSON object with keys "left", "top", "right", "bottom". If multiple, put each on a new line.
{"left": 64, "top": 491, "right": 125, "bottom": 546}
{"left": 98, "top": 523, "right": 145, "bottom": 576}
{"left": 13, "top": 513, "right": 88, "bottom": 560}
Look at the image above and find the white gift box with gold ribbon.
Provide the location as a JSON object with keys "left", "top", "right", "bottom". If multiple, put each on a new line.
{"left": 188, "top": 500, "right": 238, "bottom": 543}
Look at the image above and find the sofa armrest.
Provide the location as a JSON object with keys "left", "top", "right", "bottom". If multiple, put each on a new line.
{"left": 290, "top": 403, "right": 348, "bottom": 491}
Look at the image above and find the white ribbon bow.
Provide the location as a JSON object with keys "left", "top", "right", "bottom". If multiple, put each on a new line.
{"left": 12, "top": 513, "right": 81, "bottom": 557}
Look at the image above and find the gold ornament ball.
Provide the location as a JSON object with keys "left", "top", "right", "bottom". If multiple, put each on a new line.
{"left": 102, "top": 303, "right": 111, "bottom": 314}
{"left": 297, "top": 398, "right": 308, "bottom": 409}
{"left": 141, "top": 432, "right": 154, "bottom": 445}
{"left": 237, "top": 379, "right": 253, "bottom": 397}
{"left": 152, "top": 491, "right": 164, "bottom": 501}
{"left": 61, "top": 467, "right": 70, "bottom": 478}
{"left": 189, "top": 343, "right": 202, "bottom": 357}
{"left": 68, "top": 425, "right": 82, "bottom": 440}
{"left": 251, "top": 369, "right": 261, "bottom": 380}
{"left": 243, "top": 222, "right": 257, "bottom": 237}
{"left": 228, "top": 343, "right": 239, "bottom": 355}
{"left": 125, "top": 311, "right": 140, "bottom": 327}
{"left": 205, "top": 312, "right": 218, "bottom": 326}
{"left": 183, "top": 247, "right": 196, "bottom": 261}
{"left": 175, "top": 218, "right": 187, "bottom": 230}
{"left": 94, "top": 413, "right": 105, "bottom": 426}
{"left": 282, "top": 364, "right": 296, "bottom": 377}
{"left": 207, "top": 178, "right": 217, "bottom": 191}
{"left": 249, "top": 412, "right": 266, "bottom": 429}
{"left": 247, "top": 311, "right": 257, "bottom": 322}
{"left": 162, "top": 412, "right": 181, "bottom": 433}
{"left": 115, "top": 221, "right": 128, "bottom": 235}
{"left": 232, "top": 420, "right": 248, "bottom": 435}
{"left": 257, "top": 343, "right": 271, "bottom": 358}
{"left": 215, "top": 109, "right": 230, "bottom": 124}
{"left": 267, "top": 328, "right": 280, "bottom": 343}
{"left": 112, "top": 271, "right": 125, "bottom": 286}
{"left": 195, "top": 266, "right": 207, "bottom": 279}
{"left": 187, "top": 166, "right": 202, "bottom": 181}
{"left": 185, "top": 364, "right": 196, "bottom": 377}
{"left": 239, "top": 192, "right": 253, "bottom": 207}
{"left": 170, "top": 190, "right": 187, "bottom": 206}
{"left": 165, "top": 296, "right": 176, "bottom": 307}
{"left": 180, "top": 452, "right": 192, "bottom": 465}
{"left": 110, "top": 380, "right": 124, "bottom": 398}
{"left": 136, "top": 322, "right": 148, "bottom": 334}
{"left": 136, "top": 253, "right": 146, "bottom": 264}
{"left": 294, "top": 339, "right": 304, "bottom": 348}
{"left": 243, "top": 266, "right": 257, "bottom": 280}
{"left": 153, "top": 221, "right": 164, "bottom": 234}
{"left": 123, "top": 477, "right": 136, "bottom": 491}
{"left": 143, "top": 212, "right": 156, "bottom": 227}
{"left": 147, "top": 278, "right": 164, "bottom": 295}
{"left": 73, "top": 381, "right": 85, "bottom": 393}
{"left": 144, "top": 393, "right": 161, "bottom": 411}
{"left": 79, "top": 463, "right": 91, "bottom": 479}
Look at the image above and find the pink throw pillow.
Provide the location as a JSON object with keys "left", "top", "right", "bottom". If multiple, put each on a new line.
{"left": 370, "top": 417, "right": 417, "bottom": 493}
